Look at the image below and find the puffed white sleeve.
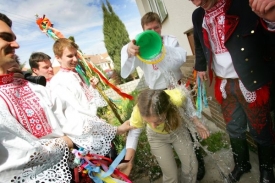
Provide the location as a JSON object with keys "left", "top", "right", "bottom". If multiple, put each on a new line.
{"left": 88, "top": 85, "right": 107, "bottom": 108}
{"left": 121, "top": 44, "right": 139, "bottom": 78}
{"left": 159, "top": 45, "right": 187, "bottom": 69}
{"left": 50, "top": 83, "right": 117, "bottom": 156}
{"left": 0, "top": 109, "right": 71, "bottom": 183}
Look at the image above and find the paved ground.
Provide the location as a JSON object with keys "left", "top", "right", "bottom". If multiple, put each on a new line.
{"left": 133, "top": 119, "right": 274, "bottom": 183}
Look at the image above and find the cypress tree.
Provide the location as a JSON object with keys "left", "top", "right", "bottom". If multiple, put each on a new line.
{"left": 102, "top": 0, "right": 131, "bottom": 83}
{"left": 68, "top": 36, "right": 75, "bottom": 43}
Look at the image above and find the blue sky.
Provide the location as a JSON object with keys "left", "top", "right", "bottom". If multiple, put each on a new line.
{"left": 0, "top": 0, "right": 143, "bottom": 67}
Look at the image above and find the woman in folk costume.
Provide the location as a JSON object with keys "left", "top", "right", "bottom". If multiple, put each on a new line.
{"left": 50, "top": 38, "right": 132, "bottom": 156}
{"left": 190, "top": 0, "right": 275, "bottom": 182}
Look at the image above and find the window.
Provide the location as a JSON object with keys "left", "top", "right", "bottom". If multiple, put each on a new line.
{"left": 148, "top": 0, "right": 168, "bottom": 22}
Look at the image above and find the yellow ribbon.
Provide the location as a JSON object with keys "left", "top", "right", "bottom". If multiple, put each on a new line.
{"left": 136, "top": 46, "right": 166, "bottom": 64}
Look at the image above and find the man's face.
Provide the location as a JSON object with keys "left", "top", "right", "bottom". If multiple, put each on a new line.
{"left": 56, "top": 47, "right": 78, "bottom": 70}
{"left": 143, "top": 21, "right": 162, "bottom": 35}
{"left": 0, "top": 20, "right": 19, "bottom": 71}
{"left": 32, "top": 60, "right": 54, "bottom": 80}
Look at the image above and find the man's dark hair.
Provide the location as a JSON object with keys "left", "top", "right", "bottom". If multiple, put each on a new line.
{"left": 0, "top": 13, "right": 12, "bottom": 27}
{"left": 29, "top": 52, "right": 51, "bottom": 69}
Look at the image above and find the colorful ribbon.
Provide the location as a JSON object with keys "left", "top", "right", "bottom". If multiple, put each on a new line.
{"left": 72, "top": 147, "right": 132, "bottom": 183}
{"left": 35, "top": 14, "right": 133, "bottom": 100}
{"left": 196, "top": 75, "right": 208, "bottom": 118}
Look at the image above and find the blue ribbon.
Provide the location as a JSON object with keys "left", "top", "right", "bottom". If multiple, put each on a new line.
{"left": 75, "top": 64, "right": 90, "bottom": 86}
{"left": 100, "top": 147, "right": 126, "bottom": 178}
{"left": 85, "top": 164, "right": 103, "bottom": 183}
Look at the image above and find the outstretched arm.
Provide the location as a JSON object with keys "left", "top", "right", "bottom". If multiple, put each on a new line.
{"left": 121, "top": 41, "right": 141, "bottom": 79}
{"left": 192, "top": 116, "right": 210, "bottom": 139}
{"left": 117, "top": 127, "right": 142, "bottom": 175}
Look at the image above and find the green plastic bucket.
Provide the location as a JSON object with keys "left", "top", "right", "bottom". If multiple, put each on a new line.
{"left": 135, "top": 30, "right": 163, "bottom": 60}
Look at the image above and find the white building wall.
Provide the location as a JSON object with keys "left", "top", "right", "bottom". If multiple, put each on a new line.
{"left": 135, "top": 0, "right": 197, "bottom": 56}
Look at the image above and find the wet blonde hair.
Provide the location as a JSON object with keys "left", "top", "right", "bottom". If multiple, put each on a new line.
{"left": 137, "top": 89, "right": 182, "bottom": 132}
{"left": 53, "top": 38, "right": 79, "bottom": 57}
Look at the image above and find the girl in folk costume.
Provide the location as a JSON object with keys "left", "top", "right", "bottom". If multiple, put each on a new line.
{"left": 117, "top": 88, "right": 210, "bottom": 183}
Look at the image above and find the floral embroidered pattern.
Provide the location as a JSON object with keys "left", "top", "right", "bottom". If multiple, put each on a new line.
{"left": 0, "top": 73, "right": 14, "bottom": 85}
{"left": 220, "top": 79, "right": 227, "bottom": 99}
{"left": 204, "top": 0, "right": 227, "bottom": 54}
{"left": 0, "top": 78, "right": 52, "bottom": 138}
{"left": 239, "top": 80, "right": 256, "bottom": 103}
{"left": 10, "top": 139, "right": 71, "bottom": 183}
{"left": 71, "top": 116, "right": 117, "bottom": 156}
{"left": 0, "top": 110, "right": 72, "bottom": 183}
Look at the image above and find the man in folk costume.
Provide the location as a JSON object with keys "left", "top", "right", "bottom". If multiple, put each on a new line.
{"left": 121, "top": 12, "right": 187, "bottom": 90}
{"left": 0, "top": 13, "right": 73, "bottom": 182}
{"left": 50, "top": 38, "right": 130, "bottom": 156}
{"left": 190, "top": 0, "right": 275, "bottom": 182}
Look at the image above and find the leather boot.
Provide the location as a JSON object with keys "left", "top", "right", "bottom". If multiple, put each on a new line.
{"left": 257, "top": 144, "right": 275, "bottom": 183}
{"left": 228, "top": 138, "right": 251, "bottom": 183}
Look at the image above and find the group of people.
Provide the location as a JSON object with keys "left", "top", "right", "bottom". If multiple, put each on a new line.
{"left": 0, "top": 14, "right": 133, "bottom": 182}
{"left": 119, "top": 0, "right": 275, "bottom": 183}
{"left": 1, "top": 0, "right": 275, "bottom": 183}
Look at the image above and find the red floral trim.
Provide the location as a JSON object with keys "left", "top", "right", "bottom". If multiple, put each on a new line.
{"left": 0, "top": 73, "right": 14, "bottom": 85}
{"left": 249, "top": 84, "right": 270, "bottom": 108}
{"left": 215, "top": 77, "right": 270, "bottom": 107}
{"left": 214, "top": 77, "right": 223, "bottom": 104}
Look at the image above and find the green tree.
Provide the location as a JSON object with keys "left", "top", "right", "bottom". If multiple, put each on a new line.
{"left": 68, "top": 36, "right": 75, "bottom": 43}
{"left": 102, "top": 0, "right": 132, "bottom": 83}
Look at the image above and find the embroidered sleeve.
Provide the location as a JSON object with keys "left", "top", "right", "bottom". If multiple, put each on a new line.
{"left": 0, "top": 110, "right": 71, "bottom": 183}
{"left": 88, "top": 85, "right": 107, "bottom": 107}
{"left": 121, "top": 43, "right": 140, "bottom": 79}
{"left": 68, "top": 116, "right": 117, "bottom": 156}
{"left": 159, "top": 46, "right": 187, "bottom": 69}
{"left": 50, "top": 83, "right": 117, "bottom": 156}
